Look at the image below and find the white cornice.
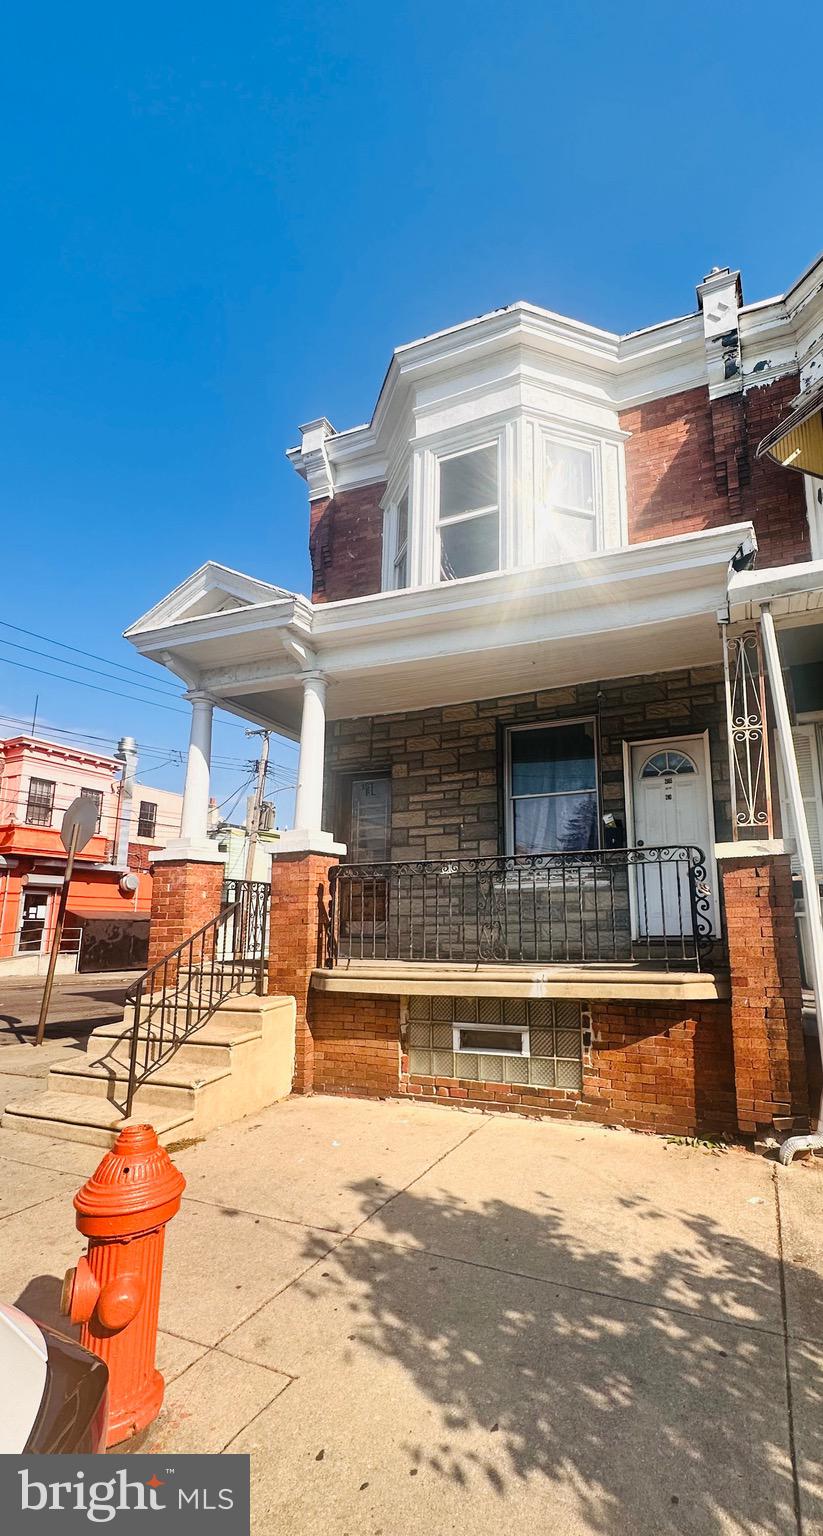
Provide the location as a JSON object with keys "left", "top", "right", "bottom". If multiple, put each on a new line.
{"left": 287, "top": 253, "right": 823, "bottom": 494}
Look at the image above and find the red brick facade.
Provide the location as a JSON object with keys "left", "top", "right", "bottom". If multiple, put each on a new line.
{"left": 306, "top": 990, "right": 737, "bottom": 1136}
{"left": 620, "top": 376, "right": 809, "bottom": 568}
{"left": 147, "top": 858, "right": 225, "bottom": 978}
{"left": 721, "top": 852, "right": 809, "bottom": 1134}
{"left": 312, "top": 993, "right": 401, "bottom": 1097}
{"left": 268, "top": 852, "right": 338, "bottom": 1093}
{"left": 309, "top": 483, "right": 386, "bottom": 604}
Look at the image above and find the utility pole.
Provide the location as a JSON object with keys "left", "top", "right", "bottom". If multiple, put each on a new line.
{"left": 244, "top": 730, "right": 270, "bottom": 883}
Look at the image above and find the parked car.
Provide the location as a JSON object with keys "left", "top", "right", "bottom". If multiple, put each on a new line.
{"left": 0, "top": 1301, "right": 108, "bottom": 1452}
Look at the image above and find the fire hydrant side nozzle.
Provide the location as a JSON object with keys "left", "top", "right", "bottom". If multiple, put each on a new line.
{"left": 61, "top": 1124, "right": 185, "bottom": 1448}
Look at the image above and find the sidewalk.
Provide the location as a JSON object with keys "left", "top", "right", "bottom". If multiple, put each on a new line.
{"left": 0, "top": 971, "right": 138, "bottom": 1113}
{"left": 0, "top": 1092, "right": 821, "bottom": 1535}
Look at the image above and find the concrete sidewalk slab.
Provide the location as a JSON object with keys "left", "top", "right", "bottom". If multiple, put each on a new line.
{"left": 789, "top": 1338, "right": 823, "bottom": 1535}
{"left": 223, "top": 1235, "right": 794, "bottom": 1536}
{"left": 775, "top": 1160, "right": 823, "bottom": 1343}
{"left": 172, "top": 1096, "right": 476, "bottom": 1233}
{"left": 358, "top": 1114, "right": 783, "bottom": 1329}
{"left": 158, "top": 1199, "right": 338, "bottom": 1347}
{"left": 0, "top": 1153, "right": 77, "bottom": 1219}
{"left": 139, "top": 1349, "right": 291, "bottom": 1455}
{"left": 0, "top": 1125, "right": 100, "bottom": 1177}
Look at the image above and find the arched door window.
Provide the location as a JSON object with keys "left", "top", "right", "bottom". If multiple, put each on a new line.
{"left": 639, "top": 750, "right": 697, "bottom": 779}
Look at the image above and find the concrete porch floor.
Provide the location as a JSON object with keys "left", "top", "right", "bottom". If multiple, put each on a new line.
{"left": 1, "top": 1094, "right": 822, "bottom": 1535}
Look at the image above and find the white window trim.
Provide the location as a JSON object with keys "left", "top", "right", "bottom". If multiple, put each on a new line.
{"left": 504, "top": 716, "right": 600, "bottom": 856}
{"left": 435, "top": 439, "right": 502, "bottom": 585}
{"left": 381, "top": 482, "right": 411, "bottom": 592}
{"left": 452, "top": 1022, "right": 530, "bottom": 1057}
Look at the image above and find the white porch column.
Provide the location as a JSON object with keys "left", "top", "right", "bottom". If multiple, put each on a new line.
{"left": 760, "top": 603, "right": 823, "bottom": 1106}
{"left": 180, "top": 689, "right": 215, "bottom": 842}
{"left": 293, "top": 673, "right": 327, "bottom": 831}
{"left": 276, "top": 672, "right": 346, "bottom": 858}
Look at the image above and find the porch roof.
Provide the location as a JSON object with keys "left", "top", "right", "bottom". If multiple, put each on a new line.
{"left": 125, "top": 523, "right": 754, "bottom": 735}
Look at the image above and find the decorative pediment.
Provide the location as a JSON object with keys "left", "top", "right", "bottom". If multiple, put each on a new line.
{"left": 124, "top": 562, "right": 295, "bottom": 636}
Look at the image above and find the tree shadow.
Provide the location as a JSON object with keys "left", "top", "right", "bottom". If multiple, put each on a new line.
{"left": 295, "top": 1175, "right": 823, "bottom": 1535}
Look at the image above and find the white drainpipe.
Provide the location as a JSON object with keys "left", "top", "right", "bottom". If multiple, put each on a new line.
{"left": 759, "top": 603, "right": 823, "bottom": 1160}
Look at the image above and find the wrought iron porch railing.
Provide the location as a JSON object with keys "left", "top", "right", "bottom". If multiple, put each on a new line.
{"left": 123, "top": 877, "right": 270, "bottom": 1117}
{"left": 327, "top": 848, "right": 714, "bottom": 973}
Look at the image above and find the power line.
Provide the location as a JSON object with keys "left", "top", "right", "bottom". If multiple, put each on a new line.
{"left": 0, "top": 619, "right": 182, "bottom": 692}
{"left": 0, "top": 637, "right": 187, "bottom": 701}
{"left": 0, "top": 655, "right": 190, "bottom": 713}
{"left": 0, "top": 712, "right": 297, "bottom": 775}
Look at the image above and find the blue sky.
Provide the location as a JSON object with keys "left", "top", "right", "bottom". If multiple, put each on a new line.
{"left": 2, "top": 0, "right": 822, "bottom": 824}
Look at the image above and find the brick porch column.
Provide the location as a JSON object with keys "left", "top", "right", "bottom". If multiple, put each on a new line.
{"left": 147, "top": 857, "right": 226, "bottom": 979}
{"left": 268, "top": 844, "right": 342, "bottom": 1094}
{"left": 718, "top": 841, "right": 809, "bottom": 1135}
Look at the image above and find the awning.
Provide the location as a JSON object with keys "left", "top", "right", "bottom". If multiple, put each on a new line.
{"left": 757, "top": 379, "right": 823, "bottom": 479}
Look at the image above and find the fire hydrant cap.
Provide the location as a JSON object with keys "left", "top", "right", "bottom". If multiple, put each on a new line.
{"left": 74, "top": 1125, "right": 186, "bottom": 1238}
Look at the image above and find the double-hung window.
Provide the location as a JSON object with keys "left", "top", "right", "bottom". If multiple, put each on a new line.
{"left": 137, "top": 800, "right": 157, "bottom": 839}
{"left": 80, "top": 786, "right": 103, "bottom": 832}
{"left": 507, "top": 720, "right": 598, "bottom": 854}
{"left": 25, "top": 777, "right": 56, "bottom": 827}
{"left": 392, "top": 490, "right": 409, "bottom": 589}
{"left": 437, "top": 443, "right": 499, "bottom": 581}
{"left": 541, "top": 439, "right": 597, "bottom": 562}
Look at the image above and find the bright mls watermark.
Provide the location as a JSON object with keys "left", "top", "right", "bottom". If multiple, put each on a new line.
{"left": 4, "top": 1456, "right": 249, "bottom": 1532}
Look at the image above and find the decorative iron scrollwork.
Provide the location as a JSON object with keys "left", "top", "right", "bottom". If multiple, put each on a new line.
{"left": 721, "top": 625, "right": 773, "bottom": 837}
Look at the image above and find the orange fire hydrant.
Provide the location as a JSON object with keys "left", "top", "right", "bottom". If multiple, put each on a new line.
{"left": 61, "top": 1123, "right": 186, "bottom": 1447}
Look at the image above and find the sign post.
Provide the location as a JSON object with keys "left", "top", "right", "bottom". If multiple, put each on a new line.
{"left": 35, "top": 796, "right": 99, "bottom": 1046}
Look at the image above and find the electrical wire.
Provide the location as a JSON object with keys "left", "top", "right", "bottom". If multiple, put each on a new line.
{"left": 0, "top": 618, "right": 183, "bottom": 691}
{"left": 0, "top": 637, "right": 187, "bottom": 700}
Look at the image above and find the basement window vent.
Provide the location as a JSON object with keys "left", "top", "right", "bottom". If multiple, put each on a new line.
{"left": 407, "top": 997, "right": 583, "bottom": 1089}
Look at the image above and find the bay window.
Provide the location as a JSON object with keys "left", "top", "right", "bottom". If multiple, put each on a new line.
{"left": 437, "top": 443, "right": 499, "bottom": 581}
{"left": 507, "top": 719, "right": 599, "bottom": 854}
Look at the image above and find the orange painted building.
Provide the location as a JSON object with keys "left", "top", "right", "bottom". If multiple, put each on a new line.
{"left": 0, "top": 735, "right": 183, "bottom": 974}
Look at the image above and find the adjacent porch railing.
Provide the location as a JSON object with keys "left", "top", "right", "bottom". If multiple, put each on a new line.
{"left": 327, "top": 847, "right": 714, "bottom": 972}
{"left": 123, "top": 877, "right": 270, "bottom": 1116}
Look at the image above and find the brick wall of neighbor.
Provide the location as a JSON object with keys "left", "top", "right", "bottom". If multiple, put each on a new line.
{"left": 309, "top": 482, "right": 386, "bottom": 604}
{"left": 325, "top": 666, "right": 732, "bottom": 858}
{"left": 308, "top": 991, "right": 738, "bottom": 1135}
{"left": 620, "top": 376, "right": 810, "bottom": 568}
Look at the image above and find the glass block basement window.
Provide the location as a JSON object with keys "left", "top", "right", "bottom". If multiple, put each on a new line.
{"left": 406, "top": 997, "right": 583, "bottom": 1089}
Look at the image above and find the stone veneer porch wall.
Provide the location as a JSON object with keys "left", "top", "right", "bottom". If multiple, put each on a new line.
{"left": 324, "top": 664, "right": 733, "bottom": 859}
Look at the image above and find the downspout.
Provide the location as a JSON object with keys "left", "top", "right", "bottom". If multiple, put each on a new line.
{"left": 759, "top": 603, "right": 823, "bottom": 1161}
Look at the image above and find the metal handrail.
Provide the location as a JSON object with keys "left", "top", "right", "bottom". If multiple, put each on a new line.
{"left": 327, "top": 846, "right": 714, "bottom": 972}
{"left": 123, "top": 879, "right": 270, "bottom": 1117}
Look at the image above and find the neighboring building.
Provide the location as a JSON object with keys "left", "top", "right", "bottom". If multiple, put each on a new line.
{"left": 210, "top": 824, "right": 280, "bottom": 883}
{"left": 0, "top": 734, "right": 183, "bottom": 974}
{"left": 123, "top": 252, "right": 823, "bottom": 1139}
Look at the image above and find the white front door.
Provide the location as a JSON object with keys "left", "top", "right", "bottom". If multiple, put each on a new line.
{"left": 630, "top": 736, "right": 716, "bottom": 938}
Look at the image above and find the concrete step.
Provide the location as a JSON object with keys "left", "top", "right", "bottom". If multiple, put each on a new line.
{"left": 85, "top": 1014, "right": 264, "bottom": 1071}
{"left": 1, "top": 1092, "right": 193, "bottom": 1149}
{"left": 49, "top": 1060, "right": 231, "bottom": 1113}
{"left": 1, "top": 992, "right": 296, "bottom": 1147}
